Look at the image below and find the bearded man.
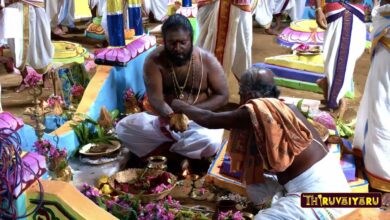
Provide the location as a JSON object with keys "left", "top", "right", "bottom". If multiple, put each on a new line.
{"left": 116, "top": 14, "right": 229, "bottom": 159}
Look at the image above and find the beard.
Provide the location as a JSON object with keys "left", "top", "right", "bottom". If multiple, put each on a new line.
{"left": 165, "top": 45, "right": 193, "bottom": 67}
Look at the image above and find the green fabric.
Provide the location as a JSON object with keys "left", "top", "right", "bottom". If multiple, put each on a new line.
{"left": 189, "top": 18, "right": 198, "bottom": 45}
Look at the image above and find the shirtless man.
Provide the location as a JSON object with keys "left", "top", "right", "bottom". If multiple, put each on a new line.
{"left": 171, "top": 67, "right": 354, "bottom": 219}
{"left": 116, "top": 14, "right": 229, "bottom": 159}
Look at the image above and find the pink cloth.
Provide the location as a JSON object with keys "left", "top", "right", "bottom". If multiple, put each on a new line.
{"left": 0, "top": 111, "right": 24, "bottom": 132}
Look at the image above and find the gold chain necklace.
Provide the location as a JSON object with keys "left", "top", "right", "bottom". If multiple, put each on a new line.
{"left": 171, "top": 56, "right": 193, "bottom": 100}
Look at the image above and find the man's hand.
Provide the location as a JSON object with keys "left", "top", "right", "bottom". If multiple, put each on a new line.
{"left": 315, "top": 8, "right": 327, "bottom": 30}
{"left": 171, "top": 99, "right": 190, "bottom": 113}
{"left": 169, "top": 113, "right": 189, "bottom": 132}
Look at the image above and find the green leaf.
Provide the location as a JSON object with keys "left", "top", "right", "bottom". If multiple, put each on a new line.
{"left": 96, "top": 197, "right": 107, "bottom": 210}
{"left": 110, "top": 109, "right": 119, "bottom": 120}
{"left": 96, "top": 125, "right": 104, "bottom": 138}
{"left": 296, "top": 99, "right": 310, "bottom": 118}
{"left": 57, "top": 160, "right": 67, "bottom": 170}
{"left": 297, "top": 99, "right": 304, "bottom": 112}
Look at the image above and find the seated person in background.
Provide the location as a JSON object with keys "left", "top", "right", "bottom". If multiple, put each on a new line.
{"left": 171, "top": 67, "right": 354, "bottom": 219}
{"left": 116, "top": 14, "right": 229, "bottom": 160}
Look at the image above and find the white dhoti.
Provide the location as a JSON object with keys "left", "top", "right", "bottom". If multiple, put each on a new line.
{"left": 353, "top": 4, "right": 390, "bottom": 192}
{"left": 247, "top": 154, "right": 354, "bottom": 220}
{"left": 289, "top": 0, "right": 306, "bottom": 21}
{"left": 254, "top": 0, "right": 298, "bottom": 28}
{"left": 323, "top": 3, "right": 366, "bottom": 108}
{"left": 6, "top": 2, "right": 53, "bottom": 73}
{"left": 197, "top": 0, "right": 252, "bottom": 81}
{"left": 45, "top": 0, "right": 75, "bottom": 29}
{"left": 116, "top": 112, "right": 224, "bottom": 159}
{"left": 143, "top": 0, "right": 171, "bottom": 21}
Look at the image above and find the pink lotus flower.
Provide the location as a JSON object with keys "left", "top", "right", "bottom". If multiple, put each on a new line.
{"left": 24, "top": 66, "right": 42, "bottom": 87}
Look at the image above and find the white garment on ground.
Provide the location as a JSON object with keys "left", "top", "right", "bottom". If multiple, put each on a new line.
{"left": 254, "top": 0, "right": 302, "bottom": 28}
{"left": 323, "top": 4, "right": 366, "bottom": 106}
{"left": 143, "top": 0, "right": 171, "bottom": 21}
{"left": 6, "top": 2, "right": 53, "bottom": 72}
{"left": 116, "top": 112, "right": 224, "bottom": 159}
{"left": 247, "top": 153, "right": 354, "bottom": 220}
{"left": 353, "top": 4, "right": 390, "bottom": 183}
{"left": 197, "top": 1, "right": 252, "bottom": 80}
{"left": 45, "top": 0, "right": 75, "bottom": 29}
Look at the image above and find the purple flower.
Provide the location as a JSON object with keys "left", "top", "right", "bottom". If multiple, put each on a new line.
{"left": 71, "top": 85, "right": 85, "bottom": 98}
{"left": 91, "top": 188, "right": 100, "bottom": 197}
{"left": 49, "top": 146, "right": 57, "bottom": 155}
{"left": 218, "top": 211, "right": 243, "bottom": 220}
{"left": 33, "top": 140, "right": 54, "bottom": 156}
{"left": 60, "top": 148, "right": 67, "bottom": 157}
{"left": 232, "top": 211, "right": 243, "bottom": 220}
{"left": 152, "top": 185, "right": 165, "bottom": 194}
{"left": 145, "top": 203, "right": 155, "bottom": 212}
{"left": 123, "top": 88, "right": 135, "bottom": 102}
{"left": 105, "top": 200, "right": 115, "bottom": 209}
{"left": 47, "top": 95, "right": 64, "bottom": 108}
{"left": 82, "top": 183, "right": 89, "bottom": 189}
{"left": 24, "top": 66, "right": 42, "bottom": 87}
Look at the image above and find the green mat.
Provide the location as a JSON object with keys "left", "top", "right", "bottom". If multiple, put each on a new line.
{"left": 275, "top": 77, "right": 354, "bottom": 99}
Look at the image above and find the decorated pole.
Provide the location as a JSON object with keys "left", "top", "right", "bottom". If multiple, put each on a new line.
{"left": 95, "top": 0, "right": 131, "bottom": 66}
{"left": 107, "top": 0, "right": 126, "bottom": 47}
{"left": 127, "top": 0, "right": 143, "bottom": 36}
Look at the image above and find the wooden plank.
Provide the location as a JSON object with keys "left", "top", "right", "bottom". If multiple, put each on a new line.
{"left": 0, "top": 73, "right": 22, "bottom": 88}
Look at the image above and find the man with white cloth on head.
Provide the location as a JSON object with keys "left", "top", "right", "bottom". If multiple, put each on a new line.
{"left": 315, "top": 0, "right": 366, "bottom": 115}
{"left": 196, "top": 0, "right": 252, "bottom": 82}
{"left": 116, "top": 14, "right": 229, "bottom": 159}
{"left": 353, "top": 0, "right": 390, "bottom": 207}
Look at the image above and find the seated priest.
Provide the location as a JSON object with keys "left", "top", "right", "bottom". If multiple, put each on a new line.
{"left": 116, "top": 14, "right": 229, "bottom": 160}
{"left": 171, "top": 66, "right": 354, "bottom": 219}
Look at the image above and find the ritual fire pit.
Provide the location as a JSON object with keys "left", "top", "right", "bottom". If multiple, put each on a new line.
{"left": 108, "top": 168, "right": 177, "bottom": 203}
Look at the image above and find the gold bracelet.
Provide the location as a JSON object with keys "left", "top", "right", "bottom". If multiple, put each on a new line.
{"left": 316, "top": 7, "right": 323, "bottom": 12}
